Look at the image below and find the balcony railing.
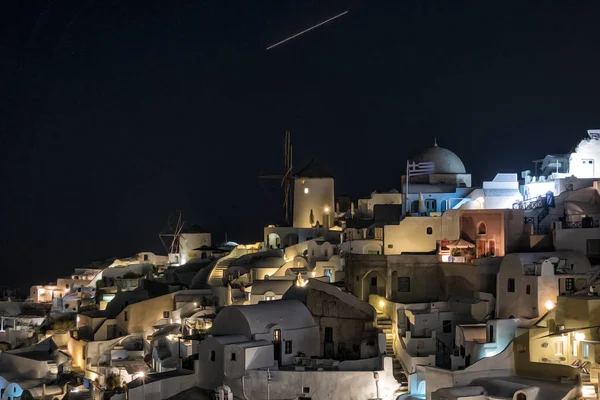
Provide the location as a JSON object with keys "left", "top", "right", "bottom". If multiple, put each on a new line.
{"left": 564, "top": 220, "right": 600, "bottom": 229}
{"left": 514, "top": 197, "right": 547, "bottom": 210}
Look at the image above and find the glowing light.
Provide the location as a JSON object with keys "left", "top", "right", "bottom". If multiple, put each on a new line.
{"left": 545, "top": 300, "right": 555, "bottom": 310}
{"left": 324, "top": 206, "right": 330, "bottom": 213}
{"left": 311, "top": 271, "right": 316, "bottom": 277}
{"left": 135, "top": 372, "right": 145, "bottom": 379}
{"left": 575, "top": 332, "right": 586, "bottom": 341}
{"left": 485, "top": 349, "right": 499, "bottom": 358}
{"left": 582, "top": 385, "right": 596, "bottom": 398}
{"left": 76, "top": 316, "right": 80, "bottom": 324}
{"left": 379, "top": 300, "right": 385, "bottom": 308}
{"left": 193, "top": 302, "right": 198, "bottom": 307}
{"left": 304, "top": 188, "right": 309, "bottom": 194}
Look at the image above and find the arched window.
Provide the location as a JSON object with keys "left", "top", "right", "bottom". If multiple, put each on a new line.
{"left": 516, "top": 393, "right": 527, "bottom": 400}
{"left": 478, "top": 222, "right": 487, "bottom": 235}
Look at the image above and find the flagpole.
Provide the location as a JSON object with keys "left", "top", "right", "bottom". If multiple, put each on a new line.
{"left": 405, "top": 160, "right": 409, "bottom": 216}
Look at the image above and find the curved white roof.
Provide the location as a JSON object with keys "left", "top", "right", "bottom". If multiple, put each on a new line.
{"left": 211, "top": 299, "right": 315, "bottom": 338}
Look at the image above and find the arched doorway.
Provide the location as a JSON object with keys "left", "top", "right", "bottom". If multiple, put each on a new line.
{"left": 267, "top": 233, "right": 281, "bottom": 249}
{"left": 362, "top": 270, "right": 386, "bottom": 300}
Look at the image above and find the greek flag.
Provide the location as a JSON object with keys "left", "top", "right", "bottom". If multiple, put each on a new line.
{"left": 407, "top": 161, "right": 435, "bottom": 176}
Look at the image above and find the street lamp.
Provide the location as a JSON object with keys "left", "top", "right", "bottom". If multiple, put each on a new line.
{"left": 135, "top": 372, "right": 146, "bottom": 398}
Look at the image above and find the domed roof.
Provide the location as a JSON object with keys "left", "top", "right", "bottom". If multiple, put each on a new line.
{"left": 412, "top": 141, "right": 466, "bottom": 174}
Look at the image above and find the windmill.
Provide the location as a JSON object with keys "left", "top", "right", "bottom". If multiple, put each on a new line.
{"left": 260, "top": 131, "right": 294, "bottom": 225}
{"left": 159, "top": 211, "right": 186, "bottom": 258}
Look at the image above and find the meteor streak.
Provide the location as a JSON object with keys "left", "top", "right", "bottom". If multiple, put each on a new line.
{"left": 266, "top": 10, "right": 348, "bottom": 50}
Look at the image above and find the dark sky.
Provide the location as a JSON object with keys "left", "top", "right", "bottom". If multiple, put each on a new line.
{"left": 1, "top": 1, "right": 599, "bottom": 288}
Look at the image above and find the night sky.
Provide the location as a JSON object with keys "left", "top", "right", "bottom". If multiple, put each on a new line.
{"left": 2, "top": 1, "right": 600, "bottom": 288}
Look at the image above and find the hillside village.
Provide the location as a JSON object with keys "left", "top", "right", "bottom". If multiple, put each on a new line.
{"left": 4, "top": 131, "right": 600, "bottom": 400}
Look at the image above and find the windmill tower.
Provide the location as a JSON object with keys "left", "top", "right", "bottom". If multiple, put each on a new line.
{"left": 159, "top": 211, "right": 186, "bottom": 265}
{"left": 260, "top": 131, "right": 294, "bottom": 225}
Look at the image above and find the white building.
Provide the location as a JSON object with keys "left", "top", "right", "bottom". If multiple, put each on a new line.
{"left": 496, "top": 251, "right": 598, "bottom": 319}
{"left": 198, "top": 300, "right": 319, "bottom": 389}
{"left": 179, "top": 225, "right": 212, "bottom": 265}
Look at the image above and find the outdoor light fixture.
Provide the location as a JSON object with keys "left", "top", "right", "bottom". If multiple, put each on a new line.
{"left": 545, "top": 300, "right": 555, "bottom": 310}
{"left": 304, "top": 188, "right": 309, "bottom": 194}
{"left": 379, "top": 300, "right": 385, "bottom": 308}
{"left": 324, "top": 206, "right": 330, "bottom": 213}
{"left": 575, "top": 332, "right": 586, "bottom": 341}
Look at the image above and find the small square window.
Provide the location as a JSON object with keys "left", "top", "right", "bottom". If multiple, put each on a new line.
{"left": 526, "top": 285, "right": 531, "bottom": 295}
{"left": 231, "top": 352, "right": 236, "bottom": 361}
{"left": 426, "top": 227, "right": 433, "bottom": 235}
{"left": 124, "top": 311, "right": 128, "bottom": 322}
{"left": 285, "top": 340, "right": 293, "bottom": 354}
{"left": 565, "top": 278, "right": 575, "bottom": 292}
{"left": 302, "top": 387, "right": 310, "bottom": 394}
{"left": 507, "top": 278, "right": 515, "bottom": 293}
{"left": 397, "top": 277, "right": 410, "bottom": 292}
{"left": 387, "top": 244, "right": 393, "bottom": 248}
{"left": 442, "top": 320, "right": 452, "bottom": 333}
{"left": 163, "top": 311, "right": 170, "bottom": 318}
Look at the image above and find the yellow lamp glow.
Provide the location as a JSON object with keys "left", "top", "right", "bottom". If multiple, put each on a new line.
{"left": 379, "top": 300, "right": 385, "bottom": 308}
{"left": 575, "top": 332, "right": 586, "bottom": 341}
{"left": 545, "top": 300, "right": 555, "bottom": 310}
{"left": 324, "top": 206, "right": 330, "bottom": 213}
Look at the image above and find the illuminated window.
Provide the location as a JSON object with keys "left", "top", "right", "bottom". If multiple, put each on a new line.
{"left": 489, "top": 240, "right": 496, "bottom": 256}
{"left": 583, "top": 343, "right": 590, "bottom": 359}
{"left": 304, "top": 188, "right": 309, "bottom": 194}
{"left": 285, "top": 340, "right": 293, "bottom": 354}
{"left": 273, "top": 329, "right": 281, "bottom": 343}
{"left": 265, "top": 296, "right": 274, "bottom": 301}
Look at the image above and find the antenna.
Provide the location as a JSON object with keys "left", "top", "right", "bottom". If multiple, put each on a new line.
{"left": 259, "top": 131, "right": 294, "bottom": 225}
{"left": 266, "top": 10, "right": 349, "bottom": 50}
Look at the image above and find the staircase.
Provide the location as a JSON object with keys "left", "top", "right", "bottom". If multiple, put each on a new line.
{"left": 207, "top": 258, "right": 230, "bottom": 287}
{"left": 375, "top": 311, "right": 407, "bottom": 388}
